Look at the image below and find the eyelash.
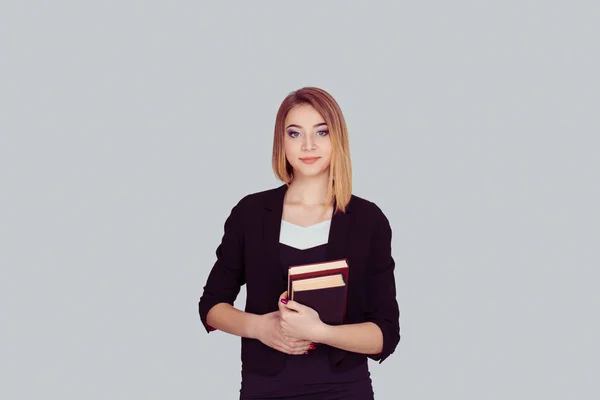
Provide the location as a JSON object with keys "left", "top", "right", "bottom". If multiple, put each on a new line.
{"left": 287, "top": 130, "right": 329, "bottom": 138}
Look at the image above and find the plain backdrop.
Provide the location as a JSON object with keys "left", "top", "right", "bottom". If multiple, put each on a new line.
{"left": 1, "top": 1, "right": 598, "bottom": 399}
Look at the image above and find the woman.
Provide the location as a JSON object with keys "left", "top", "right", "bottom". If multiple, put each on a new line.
{"left": 198, "top": 87, "right": 401, "bottom": 399}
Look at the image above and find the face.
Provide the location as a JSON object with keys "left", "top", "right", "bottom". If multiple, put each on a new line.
{"left": 283, "top": 104, "right": 332, "bottom": 179}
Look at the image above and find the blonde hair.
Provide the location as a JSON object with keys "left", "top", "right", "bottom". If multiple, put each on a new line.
{"left": 272, "top": 87, "right": 352, "bottom": 214}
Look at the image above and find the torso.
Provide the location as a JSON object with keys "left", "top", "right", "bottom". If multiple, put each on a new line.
{"left": 240, "top": 210, "right": 373, "bottom": 399}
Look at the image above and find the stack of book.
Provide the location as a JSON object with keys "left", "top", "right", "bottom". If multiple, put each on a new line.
{"left": 287, "top": 259, "right": 349, "bottom": 325}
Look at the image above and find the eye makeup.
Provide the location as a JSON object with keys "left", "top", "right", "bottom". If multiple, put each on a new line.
{"left": 285, "top": 128, "right": 329, "bottom": 138}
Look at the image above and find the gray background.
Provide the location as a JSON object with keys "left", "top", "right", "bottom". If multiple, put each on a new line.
{"left": 1, "top": 1, "right": 598, "bottom": 399}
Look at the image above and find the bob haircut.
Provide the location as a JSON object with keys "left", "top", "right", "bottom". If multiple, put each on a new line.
{"left": 272, "top": 87, "right": 352, "bottom": 214}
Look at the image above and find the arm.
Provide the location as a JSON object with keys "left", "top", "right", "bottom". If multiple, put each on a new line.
{"left": 205, "top": 303, "right": 263, "bottom": 339}
{"left": 198, "top": 200, "right": 247, "bottom": 333}
{"left": 279, "top": 299, "right": 385, "bottom": 355}
{"left": 361, "top": 206, "right": 401, "bottom": 362}
{"left": 208, "top": 303, "right": 311, "bottom": 355}
{"left": 198, "top": 200, "right": 311, "bottom": 355}
{"left": 312, "top": 321, "right": 383, "bottom": 355}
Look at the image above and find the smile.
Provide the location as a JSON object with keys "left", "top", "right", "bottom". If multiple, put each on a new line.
{"left": 299, "top": 157, "right": 320, "bottom": 164}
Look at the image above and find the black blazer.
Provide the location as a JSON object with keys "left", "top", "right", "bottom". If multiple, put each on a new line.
{"left": 198, "top": 184, "right": 401, "bottom": 376}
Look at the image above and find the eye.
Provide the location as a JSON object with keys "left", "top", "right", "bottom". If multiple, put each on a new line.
{"left": 287, "top": 131, "right": 300, "bottom": 138}
{"left": 317, "top": 130, "right": 329, "bottom": 136}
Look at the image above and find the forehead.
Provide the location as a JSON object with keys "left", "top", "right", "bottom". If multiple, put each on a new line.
{"left": 284, "top": 104, "right": 325, "bottom": 126}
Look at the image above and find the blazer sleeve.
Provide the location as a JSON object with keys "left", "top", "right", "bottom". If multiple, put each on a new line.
{"left": 198, "top": 199, "right": 246, "bottom": 333}
{"left": 364, "top": 206, "right": 401, "bottom": 363}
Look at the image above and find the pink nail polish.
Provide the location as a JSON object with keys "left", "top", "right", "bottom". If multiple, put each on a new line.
{"left": 281, "top": 298, "right": 288, "bottom": 304}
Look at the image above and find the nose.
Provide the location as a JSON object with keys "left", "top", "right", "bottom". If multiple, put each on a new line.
{"left": 302, "top": 135, "right": 316, "bottom": 151}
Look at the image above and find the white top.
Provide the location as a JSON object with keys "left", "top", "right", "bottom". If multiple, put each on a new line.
{"left": 279, "top": 219, "right": 331, "bottom": 250}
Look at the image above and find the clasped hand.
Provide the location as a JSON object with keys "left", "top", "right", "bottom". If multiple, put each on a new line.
{"left": 256, "top": 291, "right": 326, "bottom": 355}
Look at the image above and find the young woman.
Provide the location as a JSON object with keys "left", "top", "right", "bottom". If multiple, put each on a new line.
{"left": 198, "top": 87, "right": 401, "bottom": 399}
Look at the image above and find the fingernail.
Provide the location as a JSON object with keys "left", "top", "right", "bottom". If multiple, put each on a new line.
{"left": 280, "top": 298, "right": 288, "bottom": 304}
{"left": 309, "top": 344, "right": 316, "bottom": 350}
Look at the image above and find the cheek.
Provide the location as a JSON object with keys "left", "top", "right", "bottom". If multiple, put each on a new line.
{"left": 283, "top": 140, "right": 295, "bottom": 155}
{"left": 284, "top": 142, "right": 299, "bottom": 163}
{"left": 321, "top": 141, "right": 332, "bottom": 157}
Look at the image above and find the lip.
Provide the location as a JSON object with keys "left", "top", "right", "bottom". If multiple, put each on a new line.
{"left": 299, "top": 157, "right": 320, "bottom": 164}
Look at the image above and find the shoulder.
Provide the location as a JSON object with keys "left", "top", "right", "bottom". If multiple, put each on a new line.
{"left": 348, "top": 193, "right": 393, "bottom": 233}
{"left": 219, "top": 186, "right": 280, "bottom": 231}
{"left": 228, "top": 185, "right": 281, "bottom": 214}
{"left": 348, "top": 193, "right": 387, "bottom": 220}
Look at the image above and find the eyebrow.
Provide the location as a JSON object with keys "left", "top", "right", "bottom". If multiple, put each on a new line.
{"left": 285, "top": 122, "right": 328, "bottom": 130}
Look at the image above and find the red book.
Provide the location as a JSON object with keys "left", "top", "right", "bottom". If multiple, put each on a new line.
{"left": 287, "top": 259, "right": 349, "bottom": 325}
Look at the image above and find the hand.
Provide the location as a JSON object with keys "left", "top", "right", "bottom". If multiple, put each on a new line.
{"left": 255, "top": 310, "right": 313, "bottom": 355}
{"left": 278, "top": 291, "right": 328, "bottom": 343}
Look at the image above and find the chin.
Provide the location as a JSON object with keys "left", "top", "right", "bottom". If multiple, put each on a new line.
{"left": 293, "top": 166, "right": 330, "bottom": 179}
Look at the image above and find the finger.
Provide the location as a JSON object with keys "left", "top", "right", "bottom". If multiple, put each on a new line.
{"left": 286, "top": 338, "right": 312, "bottom": 348}
{"left": 278, "top": 290, "right": 288, "bottom": 308}
{"left": 284, "top": 336, "right": 310, "bottom": 346}
{"left": 289, "top": 348, "right": 309, "bottom": 355}
{"left": 279, "top": 307, "right": 294, "bottom": 323}
{"left": 289, "top": 342, "right": 312, "bottom": 354}
{"left": 292, "top": 342, "right": 313, "bottom": 355}
{"left": 282, "top": 299, "right": 303, "bottom": 312}
{"left": 282, "top": 342, "right": 310, "bottom": 355}
{"left": 278, "top": 297, "right": 288, "bottom": 314}
{"left": 275, "top": 337, "right": 308, "bottom": 354}
{"left": 276, "top": 341, "right": 298, "bottom": 355}
{"left": 280, "top": 336, "right": 312, "bottom": 352}
{"left": 278, "top": 292, "right": 292, "bottom": 314}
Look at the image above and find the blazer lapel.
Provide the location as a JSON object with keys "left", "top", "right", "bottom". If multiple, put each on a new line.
{"left": 263, "top": 184, "right": 288, "bottom": 271}
{"left": 326, "top": 198, "right": 353, "bottom": 262}
{"left": 327, "top": 197, "right": 354, "bottom": 366}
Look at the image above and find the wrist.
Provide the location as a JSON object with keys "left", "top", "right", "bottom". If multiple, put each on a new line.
{"left": 246, "top": 313, "right": 264, "bottom": 340}
{"left": 312, "top": 322, "right": 332, "bottom": 344}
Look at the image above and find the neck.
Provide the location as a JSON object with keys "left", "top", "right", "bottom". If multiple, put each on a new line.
{"left": 286, "top": 172, "right": 331, "bottom": 207}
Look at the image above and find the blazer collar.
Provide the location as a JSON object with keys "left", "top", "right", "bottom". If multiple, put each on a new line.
{"left": 263, "top": 184, "right": 353, "bottom": 270}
